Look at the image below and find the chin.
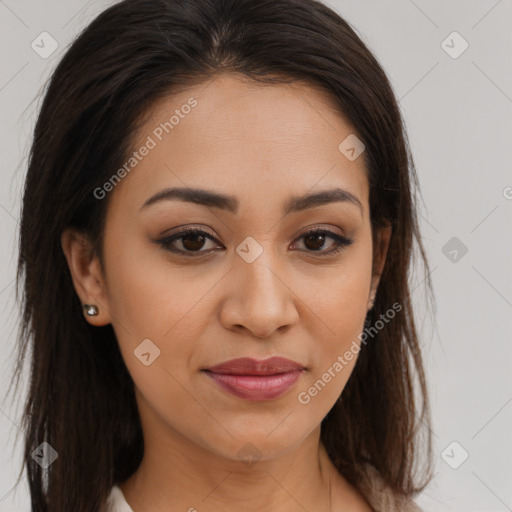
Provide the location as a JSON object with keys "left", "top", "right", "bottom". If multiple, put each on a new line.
{"left": 201, "top": 426, "right": 308, "bottom": 464}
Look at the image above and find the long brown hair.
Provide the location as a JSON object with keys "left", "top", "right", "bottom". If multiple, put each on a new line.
{"left": 10, "top": 0, "right": 435, "bottom": 510}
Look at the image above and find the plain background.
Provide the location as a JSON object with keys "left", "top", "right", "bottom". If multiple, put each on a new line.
{"left": 0, "top": 1, "right": 511, "bottom": 510}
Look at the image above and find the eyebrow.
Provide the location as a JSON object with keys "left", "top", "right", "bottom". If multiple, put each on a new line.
{"left": 140, "top": 186, "right": 363, "bottom": 216}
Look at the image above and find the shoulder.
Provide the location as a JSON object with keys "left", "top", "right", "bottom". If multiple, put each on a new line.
{"left": 355, "top": 463, "right": 426, "bottom": 512}
{"left": 105, "top": 485, "right": 135, "bottom": 512}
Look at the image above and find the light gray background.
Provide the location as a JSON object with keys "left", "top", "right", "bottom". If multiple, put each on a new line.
{"left": 0, "top": 1, "right": 511, "bottom": 511}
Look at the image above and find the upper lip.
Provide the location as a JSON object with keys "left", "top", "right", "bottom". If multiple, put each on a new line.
{"left": 204, "top": 357, "right": 305, "bottom": 375}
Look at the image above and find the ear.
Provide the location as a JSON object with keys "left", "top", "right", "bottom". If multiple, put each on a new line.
{"left": 368, "top": 223, "right": 393, "bottom": 311}
{"left": 60, "top": 228, "right": 111, "bottom": 326}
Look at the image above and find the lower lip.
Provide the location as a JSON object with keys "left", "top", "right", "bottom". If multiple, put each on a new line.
{"left": 204, "top": 370, "right": 303, "bottom": 401}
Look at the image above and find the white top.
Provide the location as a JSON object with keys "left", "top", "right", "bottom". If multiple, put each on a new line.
{"left": 106, "top": 485, "right": 134, "bottom": 512}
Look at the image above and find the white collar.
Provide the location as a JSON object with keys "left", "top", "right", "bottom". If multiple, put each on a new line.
{"left": 106, "top": 485, "right": 135, "bottom": 512}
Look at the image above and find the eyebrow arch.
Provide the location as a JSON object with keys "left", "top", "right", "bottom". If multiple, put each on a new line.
{"left": 140, "top": 186, "right": 363, "bottom": 216}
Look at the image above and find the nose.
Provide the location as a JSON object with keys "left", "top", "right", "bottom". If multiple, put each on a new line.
{"left": 219, "top": 253, "right": 299, "bottom": 339}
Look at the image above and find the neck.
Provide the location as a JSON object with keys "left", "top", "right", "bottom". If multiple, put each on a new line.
{"left": 119, "top": 404, "right": 336, "bottom": 512}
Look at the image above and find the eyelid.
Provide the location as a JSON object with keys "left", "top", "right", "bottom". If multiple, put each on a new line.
{"left": 294, "top": 223, "right": 346, "bottom": 238}
{"left": 158, "top": 224, "right": 219, "bottom": 240}
{"left": 159, "top": 223, "right": 347, "bottom": 241}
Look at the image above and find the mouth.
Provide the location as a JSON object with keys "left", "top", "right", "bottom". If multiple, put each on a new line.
{"left": 202, "top": 356, "right": 306, "bottom": 401}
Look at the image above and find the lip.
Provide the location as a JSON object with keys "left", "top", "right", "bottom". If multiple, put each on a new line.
{"left": 203, "top": 357, "right": 306, "bottom": 401}
{"left": 206, "top": 356, "right": 305, "bottom": 375}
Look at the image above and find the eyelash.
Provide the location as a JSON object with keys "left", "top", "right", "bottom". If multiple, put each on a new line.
{"left": 156, "top": 227, "right": 354, "bottom": 258}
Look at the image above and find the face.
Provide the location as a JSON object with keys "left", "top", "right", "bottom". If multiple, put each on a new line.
{"left": 64, "top": 73, "right": 390, "bottom": 464}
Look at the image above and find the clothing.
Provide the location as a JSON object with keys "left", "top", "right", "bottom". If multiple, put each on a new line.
{"left": 106, "top": 485, "right": 134, "bottom": 512}
{"left": 106, "top": 464, "right": 425, "bottom": 512}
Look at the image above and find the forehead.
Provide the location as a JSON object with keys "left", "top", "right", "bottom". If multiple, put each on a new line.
{"left": 110, "top": 73, "right": 369, "bottom": 217}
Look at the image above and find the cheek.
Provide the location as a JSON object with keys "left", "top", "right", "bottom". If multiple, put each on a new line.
{"left": 296, "top": 242, "right": 373, "bottom": 405}
{"left": 103, "top": 231, "right": 218, "bottom": 340}
{"left": 103, "top": 237, "right": 223, "bottom": 406}
{"left": 305, "top": 241, "right": 373, "bottom": 342}
{"left": 106, "top": 248, "right": 220, "bottom": 442}
{"left": 295, "top": 290, "right": 367, "bottom": 420}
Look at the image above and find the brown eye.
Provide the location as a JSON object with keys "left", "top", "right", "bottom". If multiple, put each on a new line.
{"left": 157, "top": 228, "right": 221, "bottom": 256}
{"left": 180, "top": 231, "right": 208, "bottom": 251}
{"left": 156, "top": 227, "right": 353, "bottom": 258}
{"left": 303, "top": 231, "right": 329, "bottom": 251}
{"left": 293, "top": 228, "right": 354, "bottom": 255}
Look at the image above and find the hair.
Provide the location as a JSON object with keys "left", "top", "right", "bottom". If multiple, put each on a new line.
{"left": 9, "top": 0, "right": 436, "bottom": 510}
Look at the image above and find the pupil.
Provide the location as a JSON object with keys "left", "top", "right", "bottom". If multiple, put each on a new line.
{"left": 305, "top": 233, "right": 325, "bottom": 250}
{"left": 183, "top": 233, "right": 205, "bottom": 251}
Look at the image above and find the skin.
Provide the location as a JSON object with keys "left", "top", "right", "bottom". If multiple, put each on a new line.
{"left": 62, "top": 73, "right": 391, "bottom": 512}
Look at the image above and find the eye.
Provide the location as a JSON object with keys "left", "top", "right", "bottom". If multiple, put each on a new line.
{"left": 156, "top": 228, "right": 221, "bottom": 256}
{"left": 291, "top": 227, "right": 354, "bottom": 256}
{"left": 155, "top": 226, "right": 354, "bottom": 257}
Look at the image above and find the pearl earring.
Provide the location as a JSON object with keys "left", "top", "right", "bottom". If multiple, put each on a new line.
{"left": 83, "top": 304, "right": 99, "bottom": 317}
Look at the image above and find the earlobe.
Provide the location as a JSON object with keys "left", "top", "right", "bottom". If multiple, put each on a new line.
{"left": 60, "top": 229, "right": 111, "bottom": 326}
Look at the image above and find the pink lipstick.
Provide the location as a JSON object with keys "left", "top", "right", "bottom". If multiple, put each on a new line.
{"left": 203, "top": 356, "right": 305, "bottom": 401}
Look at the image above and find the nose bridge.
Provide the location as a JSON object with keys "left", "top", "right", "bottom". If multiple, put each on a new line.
{"left": 236, "top": 242, "right": 284, "bottom": 308}
{"left": 223, "top": 239, "right": 297, "bottom": 337}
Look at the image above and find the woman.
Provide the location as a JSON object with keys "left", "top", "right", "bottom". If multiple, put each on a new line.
{"left": 11, "top": 0, "right": 435, "bottom": 510}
